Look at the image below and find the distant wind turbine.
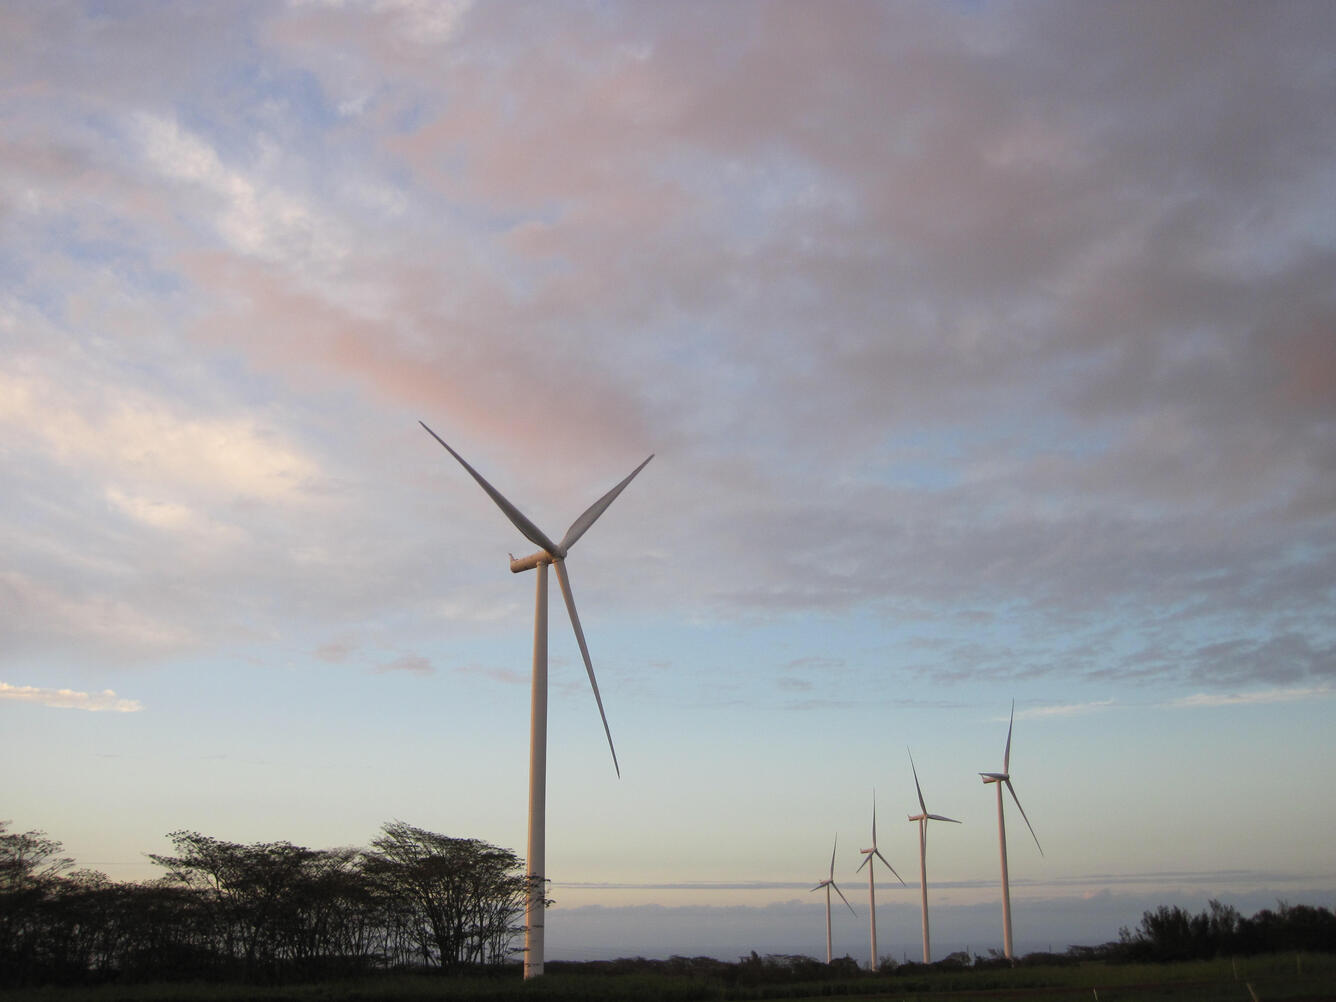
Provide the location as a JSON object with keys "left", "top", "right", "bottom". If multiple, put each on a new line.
{"left": 856, "top": 791, "right": 905, "bottom": 971}
{"left": 420, "top": 421, "right": 652, "bottom": 979}
{"left": 907, "top": 748, "right": 960, "bottom": 963}
{"left": 811, "top": 834, "right": 856, "bottom": 964}
{"left": 979, "top": 701, "right": 1043, "bottom": 960}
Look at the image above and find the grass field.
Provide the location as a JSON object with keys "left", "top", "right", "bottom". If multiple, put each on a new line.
{"left": 4, "top": 953, "right": 1333, "bottom": 1002}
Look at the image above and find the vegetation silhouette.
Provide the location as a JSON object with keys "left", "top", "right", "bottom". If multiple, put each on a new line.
{"left": 1118, "top": 898, "right": 1336, "bottom": 961}
{"left": 1, "top": 820, "right": 530, "bottom": 986}
{"left": 3, "top": 820, "right": 1334, "bottom": 992}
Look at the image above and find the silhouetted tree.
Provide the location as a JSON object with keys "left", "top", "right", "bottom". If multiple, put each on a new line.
{"left": 0, "top": 822, "right": 76, "bottom": 984}
{"left": 149, "top": 831, "right": 331, "bottom": 980}
{"left": 1237, "top": 900, "right": 1336, "bottom": 955}
{"left": 276, "top": 846, "right": 383, "bottom": 976}
{"left": 364, "top": 821, "right": 529, "bottom": 970}
{"left": 1119, "top": 898, "right": 1336, "bottom": 961}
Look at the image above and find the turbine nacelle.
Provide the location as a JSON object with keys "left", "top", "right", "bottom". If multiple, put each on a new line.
{"left": 510, "top": 550, "right": 555, "bottom": 572}
{"left": 979, "top": 771, "right": 1008, "bottom": 784}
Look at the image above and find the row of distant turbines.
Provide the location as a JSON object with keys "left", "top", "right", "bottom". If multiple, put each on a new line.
{"left": 813, "top": 711, "right": 1042, "bottom": 970}
{"left": 420, "top": 424, "right": 1039, "bottom": 978}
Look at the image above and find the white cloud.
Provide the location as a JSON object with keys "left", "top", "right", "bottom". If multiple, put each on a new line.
{"left": 379, "top": 0, "right": 473, "bottom": 44}
{"left": 457, "top": 663, "right": 526, "bottom": 686}
{"left": 104, "top": 487, "right": 247, "bottom": 547}
{"left": 1168, "top": 686, "right": 1334, "bottom": 709}
{"left": 2, "top": 0, "right": 1332, "bottom": 702}
{"left": 0, "top": 682, "right": 142, "bottom": 712}
{"left": 0, "top": 370, "right": 321, "bottom": 504}
{"left": 1015, "top": 700, "right": 1116, "bottom": 719}
{"left": 0, "top": 571, "right": 195, "bottom": 658}
{"left": 132, "top": 112, "right": 348, "bottom": 268}
{"left": 103, "top": 406, "right": 320, "bottom": 501}
{"left": 104, "top": 489, "right": 197, "bottom": 531}
{"left": 375, "top": 654, "right": 434, "bottom": 676}
{"left": 435, "top": 593, "right": 522, "bottom": 625}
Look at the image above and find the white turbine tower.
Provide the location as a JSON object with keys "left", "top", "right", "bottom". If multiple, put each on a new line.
{"left": 856, "top": 792, "right": 905, "bottom": 971}
{"left": 421, "top": 421, "right": 652, "bottom": 979}
{"left": 906, "top": 748, "right": 960, "bottom": 963}
{"left": 979, "top": 701, "right": 1042, "bottom": 960}
{"left": 811, "top": 834, "right": 856, "bottom": 964}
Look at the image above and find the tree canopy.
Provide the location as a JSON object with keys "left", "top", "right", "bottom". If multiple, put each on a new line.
{"left": 0, "top": 820, "right": 531, "bottom": 986}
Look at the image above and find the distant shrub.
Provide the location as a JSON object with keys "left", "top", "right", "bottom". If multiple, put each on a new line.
{"left": 1117, "top": 899, "right": 1336, "bottom": 962}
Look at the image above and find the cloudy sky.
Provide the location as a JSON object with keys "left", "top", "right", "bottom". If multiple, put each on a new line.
{"left": 3, "top": 0, "right": 1333, "bottom": 963}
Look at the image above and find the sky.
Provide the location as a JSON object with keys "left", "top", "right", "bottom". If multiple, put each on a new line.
{"left": 2, "top": 0, "right": 1334, "bottom": 966}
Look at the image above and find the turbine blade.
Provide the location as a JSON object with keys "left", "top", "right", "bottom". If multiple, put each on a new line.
{"left": 871, "top": 790, "right": 878, "bottom": 846}
{"left": 908, "top": 747, "right": 928, "bottom": 816}
{"left": 420, "top": 422, "right": 561, "bottom": 555}
{"left": 831, "top": 881, "right": 857, "bottom": 916}
{"left": 1004, "top": 699, "right": 1015, "bottom": 772}
{"left": 1005, "top": 778, "right": 1043, "bottom": 855}
{"left": 875, "top": 848, "right": 906, "bottom": 886}
{"left": 856, "top": 854, "right": 871, "bottom": 873}
{"left": 559, "top": 454, "right": 654, "bottom": 553}
{"left": 928, "top": 814, "right": 961, "bottom": 824}
{"left": 553, "top": 560, "right": 620, "bottom": 778}
{"left": 829, "top": 834, "right": 838, "bottom": 879}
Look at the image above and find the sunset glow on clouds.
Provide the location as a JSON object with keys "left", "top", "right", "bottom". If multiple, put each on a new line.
{"left": 2, "top": 0, "right": 1333, "bottom": 962}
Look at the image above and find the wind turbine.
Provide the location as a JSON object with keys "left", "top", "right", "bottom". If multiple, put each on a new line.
{"left": 856, "top": 792, "right": 904, "bottom": 971}
{"left": 420, "top": 421, "right": 651, "bottom": 979}
{"left": 811, "top": 834, "right": 856, "bottom": 964}
{"left": 979, "top": 701, "right": 1042, "bottom": 960}
{"left": 907, "top": 748, "right": 960, "bottom": 963}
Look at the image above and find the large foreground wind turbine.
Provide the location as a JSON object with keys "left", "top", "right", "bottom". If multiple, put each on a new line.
{"left": 421, "top": 421, "right": 651, "bottom": 978}
{"left": 979, "top": 701, "right": 1042, "bottom": 960}
{"left": 906, "top": 748, "right": 960, "bottom": 963}
{"left": 856, "top": 792, "right": 904, "bottom": 971}
{"left": 811, "top": 834, "right": 856, "bottom": 964}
